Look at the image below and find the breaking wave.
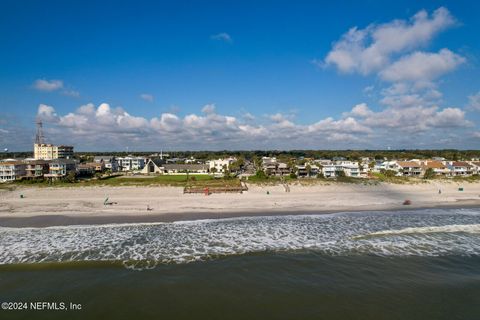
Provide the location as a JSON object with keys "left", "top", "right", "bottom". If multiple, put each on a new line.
{"left": 1, "top": 208, "right": 480, "bottom": 269}
{"left": 355, "top": 224, "right": 480, "bottom": 238}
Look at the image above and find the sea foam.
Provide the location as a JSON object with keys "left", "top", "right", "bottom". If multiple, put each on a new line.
{"left": 1, "top": 208, "right": 479, "bottom": 269}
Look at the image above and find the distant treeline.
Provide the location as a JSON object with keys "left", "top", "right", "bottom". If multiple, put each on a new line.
{"left": 4, "top": 149, "right": 480, "bottom": 161}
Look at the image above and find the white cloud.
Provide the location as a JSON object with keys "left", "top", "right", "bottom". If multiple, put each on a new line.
{"left": 150, "top": 113, "right": 182, "bottom": 132}
{"left": 269, "top": 113, "right": 289, "bottom": 123}
{"left": 37, "top": 104, "right": 58, "bottom": 121}
{"left": 467, "top": 92, "right": 480, "bottom": 111}
{"left": 343, "top": 103, "right": 373, "bottom": 117}
{"left": 324, "top": 7, "right": 455, "bottom": 75}
{"left": 363, "top": 85, "right": 375, "bottom": 97}
{"left": 201, "top": 104, "right": 216, "bottom": 114}
{"left": 210, "top": 32, "right": 232, "bottom": 43}
{"left": 472, "top": 132, "right": 480, "bottom": 139}
{"left": 62, "top": 89, "right": 80, "bottom": 97}
{"left": 140, "top": 93, "right": 154, "bottom": 102}
{"left": 33, "top": 79, "right": 64, "bottom": 92}
{"left": 32, "top": 101, "right": 476, "bottom": 150}
{"left": 33, "top": 79, "right": 80, "bottom": 97}
{"left": 33, "top": 103, "right": 372, "bottom": 149}
{"left": 352, "top": 104, "right": 470, "bottom": 132}
{"left": 320, "top": 5, "right": 467, "bottom": 141}
{"left": 77, "top": 103, "right": 95, "bottom": 115}
{"left": 243, "top": 112, "right": 256, "bottom": 121}
{"left": 308, "top": 116, "right": 372, "bottom": 134}
{"left": 379, "top": 49, "right": 465, "bottom": 82}
{"left": 428, "top": 107, "right": 470, "bottom": 128}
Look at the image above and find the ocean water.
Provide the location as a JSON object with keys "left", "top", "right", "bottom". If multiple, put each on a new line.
{"left": 1, "top": 208, "right": 480, "bottom": 319}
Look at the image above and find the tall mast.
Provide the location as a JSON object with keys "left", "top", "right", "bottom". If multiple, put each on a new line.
{"left": 35, "top": 119, "right": 45, "bottom": 144}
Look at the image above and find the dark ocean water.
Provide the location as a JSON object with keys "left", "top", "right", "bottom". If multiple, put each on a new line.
{"left": 1, "top": 208, "right": 480, "bottom": 319}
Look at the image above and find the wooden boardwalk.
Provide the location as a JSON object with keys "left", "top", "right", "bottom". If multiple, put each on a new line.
{"left": 184, "top": 182, "right": 248, "bottom": 194}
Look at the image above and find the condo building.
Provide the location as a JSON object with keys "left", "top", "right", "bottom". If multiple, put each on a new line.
{"left": 34, "top": 143, "right": 74, "bottom": 160}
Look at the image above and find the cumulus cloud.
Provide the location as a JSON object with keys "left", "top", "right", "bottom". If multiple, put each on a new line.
{"left": 467, "top": 92, "right": 480, "bottom": 111}
{"left": 379, "top": 49, "right": 465, "bottom": 82}
{"left": 140, "top": 93, "right": 154, "bottom": 102}
{"left": 324, "top": 7, "right": 455, "bottom": 75}
{"left": 320, "top": 5, "right": 468, "bottom": 144}
{"left": 201, "top": 104, "right": 216, "bottom": 114}
{"left": 37, "top": 104, "right": 58, "bottom": 121}
{"left": 33, "top": 79, "right": 64, "bottom": 92}
{"left": 308, "top": 116, "right": 372, "bottom": 134}
{"left": 343, "top": 103, "right": 373, "bottom": 117}
{"left": 351, "top": 104, "right": 470, "bottom": 132}
{"left": 210, "top": 32, "right": 232, "bottom": 43}
{"left": 34, "top": 103, "right": 376, "bottom": 149}
{"left": 32, "top": 100, "right": 476, "bottom": 150}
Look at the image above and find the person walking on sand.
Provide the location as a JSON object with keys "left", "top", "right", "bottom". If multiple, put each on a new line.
{"left": 439, "top": 189, "right": 442, "bottom": 194}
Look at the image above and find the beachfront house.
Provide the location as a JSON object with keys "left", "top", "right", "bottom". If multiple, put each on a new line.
{"left": 261, "top": 157, "right": 291, "bottom": 176}
{"left": 117, "top": 156, "right": 146, "bottom": 172}
{"left": 421, "top": 160, "right": 451, "bottom": 176}
{"left": 24, "top": 160, "right": 50, "bottom": 179}
{"left": 0, "top": 161, "right": 27, "bottom": 182}
{"left": 44, "top": 159, "right": 77, "bottom": 180}
{"left": 320, "top": 160, "right": 361, "bottom": 178}
{"left": 335, "top": 160, "right": 361, "bottom": 177}
{"left": 321, "top": 164, "right": 337, "bottom": 178}
{"left": 468, "top": 161, "right": 480, "bottom": 175}
{"left": 394, "top": 161, "right": 423, "bottom": 177}
{"left": 295, "top": 164, "right": 320, "bottom": 178}
{"left": 261, "top": 157, "right": 276, "bottom": 174}
{"left": 373, "top": 160, "right": 397, "bottom": 173}
{"left": 447, "top": 161, "right": 473, "bottom": 176}
{"left": 94, "top": 155, "right": 118, "bottom": 172}
{"left": 76, "top": 163, "right": 96, "bottom": 176}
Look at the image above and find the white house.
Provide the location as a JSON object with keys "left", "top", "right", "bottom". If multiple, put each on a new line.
{"left": 468, "top": 161, "right": 480, "bottom": 175}
{"left": 208, "top": 158, "right": 236, "bottom": 173}
{"left": 323, "top": 160, "right": 360, "bottom": 178}
{"left": 373, "top": 161, "right": 397, "bottom": 173}
{"left": 117, "top": 156, "right": 145, "bottom": 171}
{"left": 0, "top": 161, "right": 27, "bottom": 182}
{"left": 321, "top": 164, "right": 338, "bottom": 178}
{"left": 447, "top": 161, "right": 472, "bottom": 176}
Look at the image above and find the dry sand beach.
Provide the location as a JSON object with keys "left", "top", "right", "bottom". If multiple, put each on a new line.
{"left": 1, "top": 181, "right": 480, "bottom": 227}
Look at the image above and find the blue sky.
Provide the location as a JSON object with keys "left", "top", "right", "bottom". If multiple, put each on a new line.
{"left": 1, "top": 0, "right": 480, "bottom": 151}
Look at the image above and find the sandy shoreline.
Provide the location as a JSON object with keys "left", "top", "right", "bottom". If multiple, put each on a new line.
{"left": 1, "top": 181, "right": 480, "bottom": 227}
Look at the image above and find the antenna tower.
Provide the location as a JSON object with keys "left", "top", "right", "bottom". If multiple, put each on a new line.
{"left": 35, "top": 119, "right": 45, "bottom": 144}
